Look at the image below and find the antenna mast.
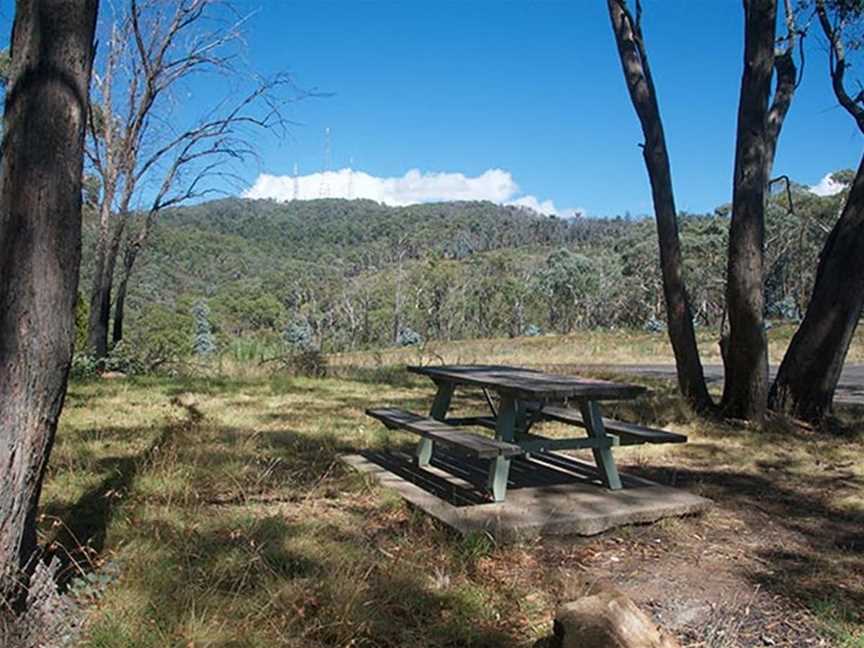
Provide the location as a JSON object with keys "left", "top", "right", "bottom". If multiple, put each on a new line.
{"left": 293, "top": 162, "right": 299, "bottom": 201}
{"left": 319, "top": 127, "right": 331, "bottom": 198}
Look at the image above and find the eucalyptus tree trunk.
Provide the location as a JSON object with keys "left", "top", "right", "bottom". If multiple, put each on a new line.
{"left": 86, "top": 211, "right": 123, "bottom": 358}
{"left": 0, "top": 0, "right": 98, "bottom": 604}
{"left": 607, "top": 0, "right": 713, "bottom": 413}
{"left": 769, "top": 0, "right": 864, "bottom": 422}
{"left": 112, "top": 263, "right": 130, "bottom": 345}
{"left": 768, "top": 164, "right": 864, "bottom": 422}
{"left": 721, "top": 0, "right": 777, "bottom": 422}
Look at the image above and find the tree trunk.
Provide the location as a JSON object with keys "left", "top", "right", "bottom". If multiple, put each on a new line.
{"left": 112, "top": 238, "right": 138, "bottom": 345}
{"left": 721, "top": 0, "right": 777, "bottom": 422}
{"left": 0, "top": 0, "right": 98, "bottom": 604}
{"left": 112, "top": 269, "right": 129, "bottom": 346}
{"left": 769, "top": 155, "right": 864, "bottom": 421}
{"left": 86, "top": 214, "right": 125, "bottom": 358}
{"left": 607, "top": 0, "right": 714, "bottom": 413}
{"left": 86, "top": 198, "right": 114, "bottom": 358}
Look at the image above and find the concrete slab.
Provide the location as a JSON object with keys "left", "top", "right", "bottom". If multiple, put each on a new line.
{"left": 342, "top": 449, "right": 712, "bottom": 541}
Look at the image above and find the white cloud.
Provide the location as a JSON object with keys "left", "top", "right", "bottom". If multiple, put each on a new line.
{"left": 810, "top": 173, "right": 848, "bottom": 197}
{"left": 244, "top": 167, "right": 579, "bottom": 217}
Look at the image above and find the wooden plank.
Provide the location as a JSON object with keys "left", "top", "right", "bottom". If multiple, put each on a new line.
{"left": 366, "top": 408, "right": 522, "bottom": 458}
{"left": 444, "top": 416, "right": 497, "bottom": 430}
{"left": 536, "top": 406, "right": 687, "bottom": 444}
{"left": 516, "top": 433, "right": 614, "bottom": 453}
{"left": 408, "top": 364, "right": 645, "bottom": 401}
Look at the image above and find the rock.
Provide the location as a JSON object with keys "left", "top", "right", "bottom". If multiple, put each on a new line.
{"left": 100, "top": 371, "right": 127, "bottom": 380}
{"left": 552, "top": 585, "right": 681, "bottom": 648}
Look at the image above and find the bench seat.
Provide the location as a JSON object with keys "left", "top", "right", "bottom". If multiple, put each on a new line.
{"left": 535, "top": 406, "right": 687, "bottom": 446}
{"left": 366, "top": 408, "right": 522, "bottom": 459}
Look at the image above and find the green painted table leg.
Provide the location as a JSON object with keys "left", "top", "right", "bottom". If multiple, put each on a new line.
{"left": 417, "top": 381, "right": 454, "bottom": 468}
{"left": 487, "top": 455, "right": 512, "bottom": 502}
{"left": 486, "top": 394, "right": 517, "bottom": 501}
{"left": 579, "top": 400, "right": 622, "bottom": 490}
{"left": 496, "top": 395, "right": 516, "bottom": 442}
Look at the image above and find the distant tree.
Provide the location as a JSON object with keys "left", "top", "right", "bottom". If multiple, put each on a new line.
{"left": 284, "top": 317, "right": 314, "bottom": 351}
{"left": 397, "top": 326, "right": 422, "bottom": 347}
{"left": 0, "top": 0, "right": 98, "bottom": 610}
{"left": 192, "top": 300, "right": 217, "bottom": 356}
{"left": 536, "top": 249, "right": 598, "bottom": 333}
{"left": 0, "top": 48, "right": 10, "bottom": 87}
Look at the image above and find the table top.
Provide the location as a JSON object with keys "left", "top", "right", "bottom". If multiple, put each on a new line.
{"left": 408, "top": 364, "right": 646, "bottom": 401}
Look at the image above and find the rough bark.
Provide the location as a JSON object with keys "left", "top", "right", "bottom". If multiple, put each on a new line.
{"left": 721, "top": 0, "right": 777, "bottom": 422}
{"left": 607, "top": 0, "right": 714, "bottom": 413}
{"left": 769, "top": 155, "right": 864, "bottom": 421}
{"left": 768, "top": 1, "right": 864, "bottom": 421}
{"left": 0, "top": 0, "right": 98, "bottom": 604}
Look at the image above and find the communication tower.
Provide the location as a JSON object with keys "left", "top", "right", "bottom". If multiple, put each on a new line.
{"left": 318, "top": 127, "right": 331, "bottom": 198}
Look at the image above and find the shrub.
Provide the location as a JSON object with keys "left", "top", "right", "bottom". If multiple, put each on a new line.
{"left": 643, "top": 316, "right": 666, "bottom": 333}
{"left": 284, "top": 317, "right": 314, "bottom": 351}
{"left": 523, "top": 323, "right": 542, "bottom": 337}
{"left": 397, "top": 326, "right": 422, "bottom": 347}
{"left": 70, "top": 352, "right": 99, "bottom": 379}
{"left": 287, "top": 349, "right": 327, "bottom": 378}
{"left": 192, "top": 300, "right": 217, "bottom": 356}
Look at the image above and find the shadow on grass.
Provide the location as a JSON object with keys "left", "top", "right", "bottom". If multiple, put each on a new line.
{"left": 87, "top": 506, "right": 516, "bottom": 647}
{"left": 42, "top": 398, "right": 204, "bottom": 586}
{"left": 64, "top": 418, "right": 519, "bottom": 645}
{"left": 628, "top": 462, "right": 864, "bottom": 620}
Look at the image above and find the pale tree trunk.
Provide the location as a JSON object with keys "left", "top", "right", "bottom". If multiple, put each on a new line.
{"left": 86, "top": 196, "right": 115, "bottom": 358}
{"left": 721, "top": 0, "right": 777, "bottom": 422}
{"left": 0, "top": 0, "right": 98, "bottom": 604}
{"left": 607, "top": 0, "right": 714, "bottom": 413}
{"left": 86, "top": 205, "right": 126, "bottom": 358}
{"left": 769, "top": 155, "right": 864, "bottom": 421}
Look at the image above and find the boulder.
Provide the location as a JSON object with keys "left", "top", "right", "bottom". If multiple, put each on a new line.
{"left": 552, "top": 582, "right": 680, "bottom": 648}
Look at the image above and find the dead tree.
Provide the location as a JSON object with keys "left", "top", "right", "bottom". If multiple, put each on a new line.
{"left": 85, "top": 0, "right": 294, "bottom": 358}
{"left": 0, "top": 0, "right": 98, "bottom": 606}
{"left": 112, "top": 76, "right": 292, "bottom": 344}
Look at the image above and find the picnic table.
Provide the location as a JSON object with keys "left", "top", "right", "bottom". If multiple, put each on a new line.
{"left": 367, "top": 364, "right": 686, "bottom": 502}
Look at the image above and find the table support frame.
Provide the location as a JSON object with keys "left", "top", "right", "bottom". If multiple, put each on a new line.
{"left": 415, "top": 380, "right": 624, "bottom": 501}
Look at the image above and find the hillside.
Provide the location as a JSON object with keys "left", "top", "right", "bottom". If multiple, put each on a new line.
{"left": 78, "top": 187, "right": 846, "bottom": 363}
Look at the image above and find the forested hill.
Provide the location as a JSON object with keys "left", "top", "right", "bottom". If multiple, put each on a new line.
{"left": 80, "top": 186, "right": 846, "bottom": 362}
{"left": 151, "top": 197, "right": 628, "bottom": 266}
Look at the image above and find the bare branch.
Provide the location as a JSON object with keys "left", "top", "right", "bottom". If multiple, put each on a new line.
{"left": 816, "top": 0, "right": 864, "bottom": 132}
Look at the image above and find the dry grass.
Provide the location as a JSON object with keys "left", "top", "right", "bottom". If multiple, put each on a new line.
{"left": 44, "top": 331, "right": 864, "bottom": 647}
{"left": 330, "top": 324, "right": 864, "bottom": 368}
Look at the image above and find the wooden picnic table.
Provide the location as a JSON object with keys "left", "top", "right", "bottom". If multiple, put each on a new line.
{"left": 367, "top": 364, "right": 686, "bottom": 502}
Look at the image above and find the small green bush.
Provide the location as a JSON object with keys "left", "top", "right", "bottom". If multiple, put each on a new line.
{"left": 288, "top": 348, "right": 328, "bottom": 378}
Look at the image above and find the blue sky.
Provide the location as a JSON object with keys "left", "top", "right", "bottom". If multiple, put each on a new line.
{"left": 2, "top": 1, "right": 861, "bottom": 216}
{"left": 225, "top": 0, "right": 861, "bottom": 216}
